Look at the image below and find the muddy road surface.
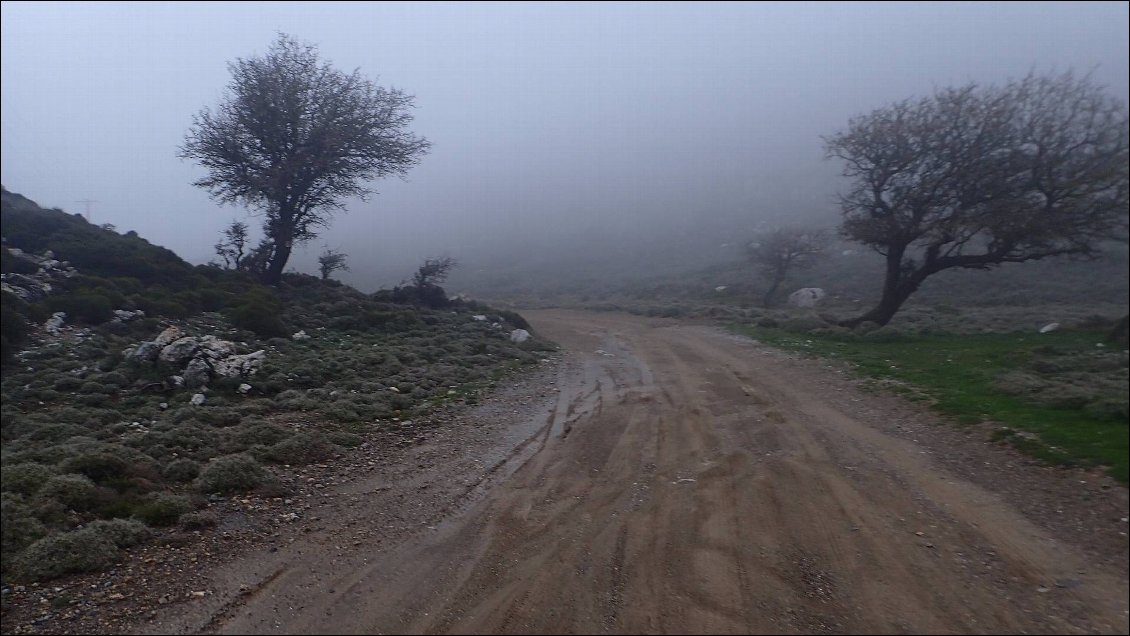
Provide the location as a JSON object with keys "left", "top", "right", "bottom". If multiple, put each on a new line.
{"left": 142, "top": 310, "right": 1129, "bottom": 634}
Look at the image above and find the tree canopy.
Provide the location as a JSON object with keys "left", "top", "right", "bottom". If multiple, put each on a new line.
{"left": 181, "top": 33, "right": 430, "bottom": 284}
{"left": 826, "top": 71, "right": 1128, "bottom": 327}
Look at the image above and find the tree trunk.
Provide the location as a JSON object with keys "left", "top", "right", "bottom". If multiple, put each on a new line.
{"left": 840, "top": 286, "right": 913, "bottom": 328}
{"left": 263, "top": 239, "right": 292, "bottom": 286}
{"left": 840, "top": 247, "right": 921, "bottom": 329}
{"left": 762, "top": 276, "right": 784, "bottom": 307}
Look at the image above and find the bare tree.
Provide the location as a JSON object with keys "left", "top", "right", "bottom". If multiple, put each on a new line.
{"left": 317, "top": 247, "right": 349, "bottom": 280}
{"left": 826, "top": 71, "right": 1128, "bottom": 327}
{"left": 214, "top": 220, "right": 249, "bottom": 270}
{"left": 181, "top": 33, "right": 430, "bottom": 285}
{"left": 746, "top": 228, "right": 828, "bottom": 306}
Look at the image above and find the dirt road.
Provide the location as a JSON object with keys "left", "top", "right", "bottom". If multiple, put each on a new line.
{"left": 142, "top": 310, "right": 1129, "bottom": 634}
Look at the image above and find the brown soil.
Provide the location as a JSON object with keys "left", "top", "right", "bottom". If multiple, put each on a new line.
{"left": 4, "top": 310, "right": 1127, "bottom": 634}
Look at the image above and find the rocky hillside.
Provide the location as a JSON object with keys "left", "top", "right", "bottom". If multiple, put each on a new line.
{"left": 0, "top": 187, "right": 552, "bottom": 583}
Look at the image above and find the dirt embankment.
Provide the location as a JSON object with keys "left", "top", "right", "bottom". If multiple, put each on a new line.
{"left": 6, "top": 310, "right": 1127, "bottom": 635}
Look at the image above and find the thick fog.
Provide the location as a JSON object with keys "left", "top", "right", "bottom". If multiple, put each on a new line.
{"left": 2, "top": 2, "right": 1128, "bottom": 292}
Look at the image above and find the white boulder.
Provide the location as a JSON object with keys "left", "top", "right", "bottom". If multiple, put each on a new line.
{"left": 510, "top": 329, "right": 531, "bottom": 344}
{"left": 788, "top": 288, "right": 826, "bottom": 308}
{"left": 213, "top": 350, "right": 265, "bottom": 378}
{"left": 44, "top": 312, "right": 67, "bottom": 335}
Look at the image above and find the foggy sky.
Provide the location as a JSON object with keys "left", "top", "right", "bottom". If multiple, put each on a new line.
{"left": 2, "top": 1, "right": 1128, "bottom": 290}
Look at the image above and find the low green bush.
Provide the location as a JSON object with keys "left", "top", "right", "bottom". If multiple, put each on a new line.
{"left": 178, "top": 509, "right": 218, "bottom": 530}
{"left": 1, "top": 462, "right": 56, "bottom": 496}
{"left": 36, "top": 474, "right": 99, "bottom": 511}
{"left": 132, "top": 493, "right": 193, "bottom": 526}
{"left": 195, "top": 454, "right": 268, "bottom": 494}
{"left": 85, "top": 518, "right": 151, "bottom": 548}
{"left": 262, "top": 432, "right": 336, "bottom": 465}
{"left": 13, "top": 527, "right": 119, "bottom": 581}
{"left": 1, "top": 494, "right": 47, "bottom": 567}
{"left": 162, "top": 458, "right": 201, "bottom": 482}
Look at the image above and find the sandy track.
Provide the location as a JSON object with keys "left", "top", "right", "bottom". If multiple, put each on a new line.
{"left": 142, "top": 310, "right": 1129, "bottom": 634}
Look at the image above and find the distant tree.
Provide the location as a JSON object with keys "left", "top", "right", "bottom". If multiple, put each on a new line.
{"left": 214, "top": 221, "right": 249, "bottom": 270}
{"left": 180, "top": 33, "right": 430, "bottom": 285}
{"left": 826, "top": 71, "right": 1128, "bottom": 327}
{"left": 746, "top": 228, "right": 828, "bottom": 306}
{"left": 241, "top": 238, "right": 274, "bottom": 276}
{"left": 380, "top": 256, "right": 459, "bottom": 308}
{"left": 317, "top": 247, "right": 350, "bottom": 280}
{"left": 412, "top": 256, "right": 457, "bottom": 289}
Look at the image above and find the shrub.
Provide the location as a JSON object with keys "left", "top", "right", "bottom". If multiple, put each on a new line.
{"left": 224, "top": 423, "right": 289, "bottom": 452}
{"left": 195, "top": 454, "right": 268, "bottom": 494}
{"left": 1, "top": 463, "right": 56, "bottom": 496}
{"left": 229, "top": 290, "right": 287, "bottom": 338}
{"left": 37, "top": 474, "right": 98, "bottom": 511}
{"left": 495, "top": 309, "right": 531, "bottom": 330}
{"left": 85, "top": 518, "right": 151, "bottom": 548}
{"left": 132, "top": 493, "right": 193, "bottom": 526}
{"left": 262, "top": 432, "right": 336, "bottom": 465}
{"left": 1, "top": 293, "right": 30, "bottom": 362}
{"left": 60, "top": 451, "right": 129, "bottom": 482}
{"left": 1084, "top": 397, "right": 1129, "bottom": 422}
{"left": 46, "top": 291, "right": 114, "bottom": 324}
{"left": 326, "top": 430, "right": 363, "bottom": 448}
{"left": 13, "top": 527, "right": 120, "bottom": 581}
{"left": 178, "top": 510, "right": 218, "bottom": 530}
{"left": 1, "top": 494, "right": 46, "bottom": 565}
{"left": 162, "top": 458, "right": 201, "bottom": 483}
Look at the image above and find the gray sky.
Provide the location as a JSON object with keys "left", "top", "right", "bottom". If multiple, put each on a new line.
{"left": 2, "top": 1, "right": 1128, "bottom": 289}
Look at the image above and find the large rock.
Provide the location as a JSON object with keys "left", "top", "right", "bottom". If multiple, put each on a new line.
{"left": 198, "top": 335, "right": 236, "bottom": 359}
{"left": 510, "top": 329, "right": 531, "bottom": 344}
{"left": 183, "top": 357, "right": 213, "bottom": 388}
{"left": 126, "top": 341, "right": 162, "bottom": 363}
{"left": 158, "top": 337, "right": 200, "bottom": 366}
{"left": 788, "top": 288, "right": 826, "bottom": 308}
{"left": 153, "top": 326, "right": 182, "bottom": 347}
{"left": 213, "top": 350, "right": 265, "bottom": 378}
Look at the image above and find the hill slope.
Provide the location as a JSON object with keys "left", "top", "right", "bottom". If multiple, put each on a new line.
{"left": 1, "top": 188, "right": 550, "bottom": 583}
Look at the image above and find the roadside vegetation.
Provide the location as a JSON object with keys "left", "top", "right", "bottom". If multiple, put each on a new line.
{"left": 733, "top": 322, "right": 1128, "bottom": 483}
{"left": 1, "top": 188, "right": 552, "bottom": 582}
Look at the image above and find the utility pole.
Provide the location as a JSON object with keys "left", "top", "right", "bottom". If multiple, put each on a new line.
{"left": 75, "top": 199, "right": 98, "bottom": 223}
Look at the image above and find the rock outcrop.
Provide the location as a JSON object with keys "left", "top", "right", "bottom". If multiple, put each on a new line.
{"left": 125, "top": 329, "right": 265, "bottom": 389}
{"left": 1, "top": 247, "right": 79, "bottom": 302}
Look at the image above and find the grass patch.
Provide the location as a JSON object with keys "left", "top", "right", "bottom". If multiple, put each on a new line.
{"left": 734, "top": 325, "right": 1129, "bottom": 483}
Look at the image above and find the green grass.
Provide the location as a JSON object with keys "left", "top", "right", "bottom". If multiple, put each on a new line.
{"left": 734, "top": 326, "right": 1129, "bottom": 483}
